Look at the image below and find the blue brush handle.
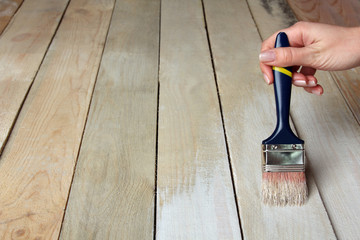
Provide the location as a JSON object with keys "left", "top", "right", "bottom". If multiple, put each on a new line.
{"left": 263, "top": 32, "right": 304, "bottom": 144}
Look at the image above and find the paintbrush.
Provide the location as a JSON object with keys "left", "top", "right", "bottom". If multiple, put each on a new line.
{"left": 261, "top": 32, "right": 307, "bottom": 206}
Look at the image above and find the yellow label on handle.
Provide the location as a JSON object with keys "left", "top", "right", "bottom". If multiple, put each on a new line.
{"left": 272, "top": 66, "right": 292, "bottom": 78}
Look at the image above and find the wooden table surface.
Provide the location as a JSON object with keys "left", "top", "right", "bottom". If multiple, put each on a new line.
{"left": 0, "top": 0, "right": 359, "bottom": 239}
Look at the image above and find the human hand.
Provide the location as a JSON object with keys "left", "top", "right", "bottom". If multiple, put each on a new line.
{"left": 259, "top": 21, "right": 360, "bottom": 95}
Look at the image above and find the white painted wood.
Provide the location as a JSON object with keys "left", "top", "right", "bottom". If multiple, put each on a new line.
{"left": 156, "top": 0, "right": 242, "bottom": 239}
{"left": 60, "top": 0, "right": 160, "bottom": 239}
{"left": 247, "top": 0, "right": 360, "bottom": 238}
{"left": 203, "top": 0, "right": 336, "bottom": 238}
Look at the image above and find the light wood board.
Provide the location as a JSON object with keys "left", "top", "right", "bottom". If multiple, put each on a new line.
{"left": 0, "top": 0, "right": 22, "bottom": 35}
{"left": 156, "top": 0, "right": 242, "bottom": 238}
{"left": 60, "top": 0, "right": 160, "bottom": 239}
{"left": 0, "top": 0, "right": 69, "bottom": 154}
{"left": 247, "top": 0, "right": 360, "bottom": 238}
{"left": 203, "top": 0, "right": 336, "bottom": 238}
{"left": 331, "top": 69, "right": 360, "bottom": 124}
{"left": 287, "top": 0, "right": 360, "bottom": 124}
{"left": 287, "top": 0, "right": 360, "bottom": 27}
{"left": 0, "top": 0, "right": 115, "bottom": 238}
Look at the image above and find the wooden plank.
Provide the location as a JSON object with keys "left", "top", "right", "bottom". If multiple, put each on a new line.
{"left": 331, "top": 69, "right": 360, "bottom": 123}
{"left": 59, "top": 0, "right": 160, "bottom": 239}
{"left": 247, "top": 0, "right": 360, "bottom": 238}
{"left": 247, "top": 0, "right": 296, "bottom": 39}
{"left": 0, "top": 0, "right": 22, "bottom": 35}
{"left": 286, "top": 0, "right": 360, "bottom": 27}
{"left": 203, "top": 0, "right": 336, "bottom": 238}
{"left": 0, "top": 0, "right": 115, "bottom": 238}
{"left": 0, "top": 0, "right": 69, "bottom": 154}
{"left": 286, "top": 0, "right": 360, "bottom": 124}
{"left": 156, "top": 0, "right": 242, "bottom": 239}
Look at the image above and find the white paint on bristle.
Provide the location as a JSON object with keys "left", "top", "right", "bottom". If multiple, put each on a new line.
{"left": 262, "top": 172, "right": 308, "bottom": 206}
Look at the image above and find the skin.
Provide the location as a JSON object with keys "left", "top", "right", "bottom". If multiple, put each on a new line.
{"left": 259, "top": 21, "right": 360, "bottom": 95}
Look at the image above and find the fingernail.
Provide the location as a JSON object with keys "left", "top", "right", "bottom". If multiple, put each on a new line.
{"left": 263, "top": 73, "right": 270, "bottom": 84}
{"left": 259, "top": 51, "right": 276, "bottom": 62}
{"left": 312, "top": 88, "right": 322, "bottom": 96}
{"left": 309, "top": 80, "right": 316, "bottom": 86}
{"left": 293, "top": 80, "right": 307, "bottom": 86}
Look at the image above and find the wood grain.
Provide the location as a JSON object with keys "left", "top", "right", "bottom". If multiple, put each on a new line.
{"left": 287, "top": 0, "right": 360, "bottom": 27}
{"left": 286, "top": 0, "right": 360, "bottom": 124}
{"left": 0, "top": 0, "right": 22, "bottom": 35}
{"left": 203, "top": 0, "right": 336, "bottom": 238}
{"left": 247, "top": 0, "right": 360, "bottom": 238}
{"left": 0, "top": 0, "right": 115, "bottom": 238}
{"left": 60, "top": 0, "right": 160, "bottom": 239}
{"left": 156, "top": 0, "right": 242, "bottom": 238}
{"left": 331, "top": 69, "right": 360, "bottom": 123}
{"left": 0, "top": 0, "right": 69, "bottom": 155}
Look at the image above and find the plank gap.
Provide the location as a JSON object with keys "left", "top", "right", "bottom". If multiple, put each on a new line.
{"left": 153, "top": 1, "right": 162, "bottom": 239}
{"left": 153, "top": 82, "right": 160, "bottom": 240}
{"left": 245, "top": 0, "right": 263, "bottom": 42}
{"left": 201, "top": 0, "right": 244, "bottom": 238}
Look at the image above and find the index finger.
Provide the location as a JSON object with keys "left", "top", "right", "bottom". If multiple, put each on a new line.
{"left": 261, "top": 22, "right": 309, "bottom": 52}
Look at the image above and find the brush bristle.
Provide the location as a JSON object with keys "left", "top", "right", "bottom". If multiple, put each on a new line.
{"left": 262, "top": 172, "right": 307, "bottom": 206}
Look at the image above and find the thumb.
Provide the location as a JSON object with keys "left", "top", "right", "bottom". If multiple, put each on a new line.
{"left": 259, "top": 47, "right": 313, "bottom": 67}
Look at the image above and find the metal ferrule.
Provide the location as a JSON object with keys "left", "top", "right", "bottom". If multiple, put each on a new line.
{"left": 262, "top": 144, "right": 305, "bottom": 172}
